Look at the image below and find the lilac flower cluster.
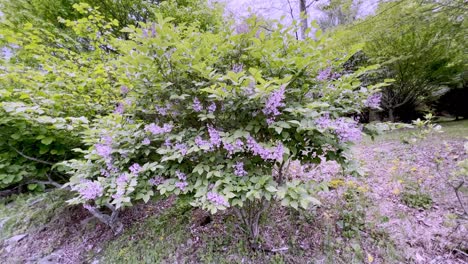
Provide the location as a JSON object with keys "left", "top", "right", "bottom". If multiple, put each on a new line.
{"left": 316, "top": 67, "right": 332, "bottom": 81}
{"left": 175, "top": 181, "right": 188, "bottom": 191}
{"left": 195, "top": 136, "right": 213, "bottom": 151}
{"left": 142, "top": 138, "right": 151, "bottom": 145}
{"left": 246, "top": 136, "right": 284, "bottom": 161}
{"left": 175, "top": 170, "right": 187, "bottom": 181}
{"left": 207, "top": 192, "right": 229, "bottom": 207}
{"left": 232, "top": 63, "right": 244, "bottom": 73}
{"left": 365, "top": 93, "right": 382, "bottom": 109}
{"left": 78, "top": 181, "right": 103, "bottom": 200}
{"left": 121, "top": 85, "right": 129, "bottom": 94}
{"left": 145, "top": 123, "right": 173, "bottom": 135}
{"left": 148, "top": 176, "right": 163, "bottom": 186}
{"left": 208, "top": 125, "right": 222, "bottom": 147}
{"left": 315, "top": 115, "right": 362, "bottom": 143}
{"left": 175, "top": 143, "right": 188, "bottom": 155}
{"left": 116, "top": 173, "right": 129, "bottom": 185}
{"left": 114, "top": 102, "right": 124, "bottom": 115}
{"left": 95, "top": 144, "right": 112, "bottom": 160}
{"left": 233, "top": 161, "right": 248, "bottom": 176}
{"left": 208, "top": 103, "right": 217, "bottom": 113}
{"left": 129, "top": 163, "right": 142, "bottom": 175}
{"left": 193, "top": 97, "right": 203, "bottom": 112}
{"left": 262, "top": 85, "right": 286, "bottom": 121}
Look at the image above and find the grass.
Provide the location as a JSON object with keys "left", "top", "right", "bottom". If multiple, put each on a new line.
{"left": 363, "top": 119, "right": 468, "bottom": 144}
{"left": 0, "top": 189, "right": 70, "bottom": 240}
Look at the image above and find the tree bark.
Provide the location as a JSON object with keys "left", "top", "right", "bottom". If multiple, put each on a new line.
{"left": 388, "top": 108, "right": 395, "bottom": 122}
{"left": 299, "top": 0, "right": 308, "bottom": 39}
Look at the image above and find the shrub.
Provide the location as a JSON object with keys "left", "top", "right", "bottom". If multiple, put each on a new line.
{"left": 63, "top": 15, "right": 379, "bottom": 239}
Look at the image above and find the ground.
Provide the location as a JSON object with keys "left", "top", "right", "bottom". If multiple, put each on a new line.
{"left": 0, "top": 120, "right": 467, "bottom": 264}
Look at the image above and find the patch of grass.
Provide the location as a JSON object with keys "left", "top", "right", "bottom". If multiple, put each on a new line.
{"left": 100, "top": 198, "right": 194, "bottom": 263}
{"left": 363, "top": 119, "right": 468, "bottom": 144}
{"left": 0, "top": 190, "right": 70, "bottom": 240}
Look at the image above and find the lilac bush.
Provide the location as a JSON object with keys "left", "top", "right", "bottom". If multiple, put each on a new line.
{"left": 64, "top": 16, "right": 379, "bottom": 238}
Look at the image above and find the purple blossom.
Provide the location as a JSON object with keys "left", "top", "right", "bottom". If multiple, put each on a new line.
{"left": 95, "top": 144, "right": 112, "bottom": 160}
{"left": 315, "top": 115, "right": 362, "bottom": 142}
{"left": 102, "top": 135, "right": 113, "bottom": 145}
{"left": 235, "top": 139, "right": 244, "bottom": 149}
{"left": 145, "top": 123, "right": 173, "bottom": 135}
{"left": 175, "top": 143, "right": 188, "bottom": 155}
{"left": 175, "top": 181, "right": 188, "bottom": 191}
{"left": 223, "top": 141, "right": 236, "bottom": 156}
{"left": 317, "top": 67, "right": 332, "bottom": 81}
{"left": 164, "top": 138, "right": 172, "bottom": 147}
{"left": 116, "top": 173, "right": 129, "bottom": 185}
{"left": 263, "top": 85, "right": 286, "bottom": 121}
{"left": 155, "top": 105, "right": 168, "bottom": 116}
{"left": 100, "top": 169, "right": 110, "bottom": 177}
{"left": 148, "top": 176, "right": 163, "bottom": 186}
{"left": 175, "top": 170, "right": 187, "bottom": 181}
{"left": 207, "top": 191, "right": 229, "bottom": 207}
{"left": 121, "top": 85, "right": 129, "bottom": 94}
{"left": 114, "top": 102, "right": 124, "bottom": 115}
{"left": 208, "top": 103, "right": 216, "bottom": 113}
{"left": 235, "top": 23, "right": 250, "bottom": 34}
{"left": 365, "top": 93, "right": 382, "bottom": 109}
{"left": 246, "top": 136, "right": 283, "bottom": 161}
{"left": 195, "top": 136, "right": 213, "bottom": 151}
{"left": 233, "top": 161, "right": 248, "bottom": 176}
{"left": 232, "top": 63, "right": 243, "bottom": 73}
{"left": 129, "top": 163, "right": 142, "bottom": 175}
{"left": 142, "top": 138, "right": 151, "bottom": 145}
{"left": 193, "top": 97, "right": 203, "bottom": 112}
{"left": 78, "top": 181, "right": 103, "bottom": 200}
{"left": 150, "top": 23, "right": 156, "bottom": 37}
{"left": 207, "top": 126, "right": 221, "bottom": 148}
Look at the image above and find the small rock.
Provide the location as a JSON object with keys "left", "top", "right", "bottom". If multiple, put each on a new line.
{"left": 5, "top": 233, "right": 28, "bottom": 244}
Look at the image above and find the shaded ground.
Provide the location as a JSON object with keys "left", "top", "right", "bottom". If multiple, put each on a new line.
{"left": 0, "top": 120, "right": 467, "bottom": 263}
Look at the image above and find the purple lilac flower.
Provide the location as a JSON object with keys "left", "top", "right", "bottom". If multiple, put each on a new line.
{"left": 316, "top": 116, "right": 362, "bottom": 143}
{"left": 223, "top": 141, "right": 236, "bottom": 156}
{"left": 317, "top": 67, "right": 332, "bottom": 81}
{"left": 208, "top": 103, "right": 216, "bottom": 113}
{"left": 129, "top": 163, "right": 142, "bottom": 175}
{"left": 121, "top": 85, "right": 129, "bottom": 94}
{"left": 195, "top": 136, "right": 213, "bottom": 151}
{"left": 142, "top": 138, "right": 151, "bottom": 145}
{"left": 164, "top": 138, "right": 172, "bottom": 147}
{"left": 235, "top": 139, "right": 244, "bottom": 149}
{"left": 148, "top": 176, "right": 163, "bottom": 186}
{"left": 114, "top": 102, "right": 124, "bottom": 115}
{"left": 100, "top": 169, "right": 110, "bottom": 177}
{"left": 207, "top": 126, "right": 221, "bottom": 148}
{"left": 145, "top": 123, "right": 173, "bottom": 135}
{"left": 175, "top": 143, "right": 188, "bottom": 155}
{"left": 175, "top": 181, "right": 188, "bottom": 191}
{"left": 150, "top": 23, "right": 156, "bottom": 37}
{"left": 155, "top": 105, "right": 168, "bottom": 116}
{"left": 79, "top": 181, "right": 103, "bottom": 200}
{"left": 233, "top": 161, "right": 248, "bottom": 176}
{"left": 262, "top": 85, "right": 286, "bottom": 123}
{"left": 175, "top": 170, "right": 187, "bottom": 181}
{"left": 235, "top": 23, "right": 250, "bottom": 34}
{"left": 193, "top": 97, "right": 203, "bottom": 112}
{"left": 365, "top": 92, "right": 382, "bottom": 109}
{"left": 112, "top": 188, "right": 125, "bottom": 199}
{"left": 102, "top": 135, "right": 113, "bottom": 145}
{"left": 315, "top": 114, "right": 332, "bottom": 129}
{"left": 333, "top": 118, "right": 362, "bottom": 142}
{"left": 232, "top": 63, "right": 243, "bottom": 73}
{"left": 117, "top": 173, "right": 129, "bottom": 184}
{"left": 246, "top": 136, "right": 283, "bottom": 161}
{"left": 95, "top": 144, "right": 112, "bottom": 160}
{"left": 207, "top": 192, "right": 229, "bottom": 207}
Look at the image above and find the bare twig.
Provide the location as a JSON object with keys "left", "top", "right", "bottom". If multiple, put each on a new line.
{"left": 7, "top": 143, "right": 55, "bottom": 165}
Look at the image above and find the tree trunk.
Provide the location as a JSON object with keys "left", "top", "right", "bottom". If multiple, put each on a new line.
{"left": 299, "top": 0, "right": 308, "bottom": 39}
{"left": 388, "top": 108, "right": 395, "bottom": 122}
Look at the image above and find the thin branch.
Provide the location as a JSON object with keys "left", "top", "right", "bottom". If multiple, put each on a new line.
{"left": 7, "top": 143, "right": 55, "bottom": 165}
